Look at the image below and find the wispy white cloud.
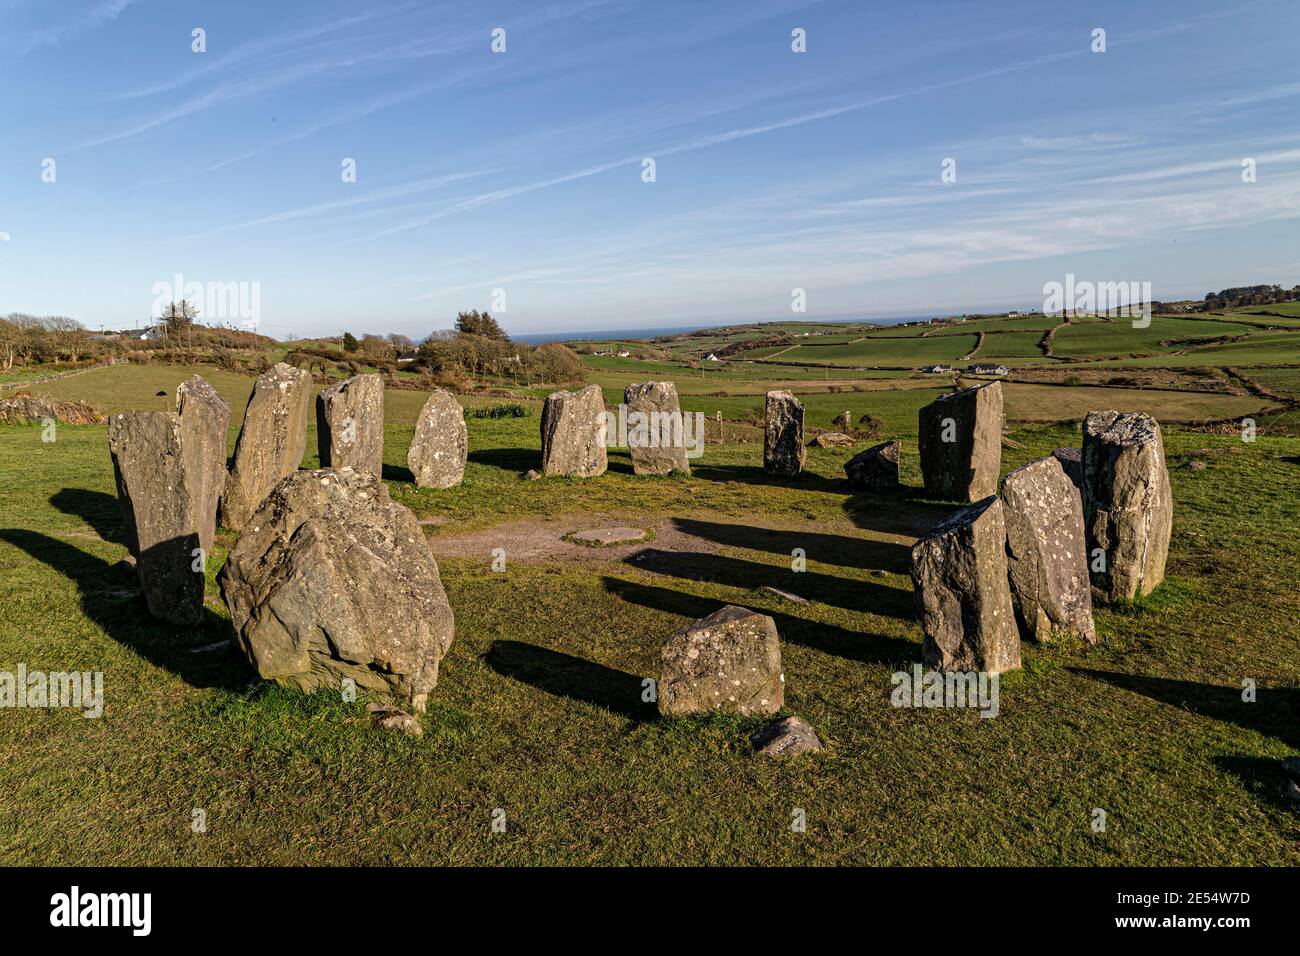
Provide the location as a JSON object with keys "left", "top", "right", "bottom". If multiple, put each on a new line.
{"left": 1020, "top": 133, "right": 1142, "bottom": 151}
{"left": 18, "top": 0, "right": 138, "bottom": 55}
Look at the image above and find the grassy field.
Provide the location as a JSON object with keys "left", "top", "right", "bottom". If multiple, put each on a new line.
{"left": 637, "top": 310, "right": 1297, "bottom": 373}
{"left": 1, "top": 353, "right": 1298, "bottom": 865}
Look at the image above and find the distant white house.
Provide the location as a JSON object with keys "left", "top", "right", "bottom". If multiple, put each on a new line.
{"left": 922, "top": 364, "right": 953, "bottom": 373}
{"left": 704, "top": 353, "right": 720, "bottom": 362}
{"left": 138, "top": 326, "right": 165, "bottom": 341}
{"left": 970, "top": 364, "right": 1010, "bottom": 376}
{"left": 617, "top": 349, "right": 631, "bottom": 358}
{"left": 396, "top": 350, "right": 419, "bottom": 364}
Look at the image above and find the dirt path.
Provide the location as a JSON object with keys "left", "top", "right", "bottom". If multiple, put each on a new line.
{"left": 960, "top": 332, "right": 984, "bottom": 360}
{"left": 422, "top": 511, "right": 927, "bottom": 567}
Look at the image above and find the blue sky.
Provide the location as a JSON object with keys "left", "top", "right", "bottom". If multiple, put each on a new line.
{"left": 2, "top": 0, "right": 1298, "bottom": 339}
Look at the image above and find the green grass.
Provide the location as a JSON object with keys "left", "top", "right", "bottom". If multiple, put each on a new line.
{"left": 1050, "top": 316, "right": 1258, "bottom": 358}
{"left": 751, "top": 334, "right": 979, "bottom": 367}
{"left": 1, "top": 357, "right": 1298, "bottom": 864}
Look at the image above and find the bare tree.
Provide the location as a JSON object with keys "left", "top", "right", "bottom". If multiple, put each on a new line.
{"left": 158, "top": 300, "right": 200, "bottom": 339}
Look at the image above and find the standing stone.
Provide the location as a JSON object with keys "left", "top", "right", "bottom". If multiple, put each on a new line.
{"left": 910, "top": 497, "right": 1021, "bottom": 674}
{"left": 659, "top": 605, "right": 784, "bottom": 717}
{"left": 540, "top": 384, "right": 607, "bottom": 477}
{"left": 107, "top": 412, "right": 204, "bottom": 626}
{"left": 1000, "top": 456, "right": 1096, "bottom": 643}
{"left": 844, "top": 440, "right": 901, "bottom": 490}
{"left": 407, "top": 389, "right": 467, "bottom": 488}
{"left": 1052, "top": 447, "right": 1083, "bottom": 489}
{"left": 917, "top": 381, "right": 1003, "bottom": 501}
{"left": 834, "top": 410, "right": 852, "bottom": 431}
{"left": 218, "top": 467, "right": 455, "bottom": 712}
{"left": 624, "top": 381, "right": 689, "bottom": 475}
{"left": 317, "top": 373, "right": 384, "bottom": 476}
{"left": 175, "top": 374, "right": 230, "bottom": 555}
{"left": 220, "top": 362, "right": 312, "bottom": 531}
{"left": 763, "top": 390, "right": 806, "bottom": 477}
{"left": 1081, "top": 411, "right": 1173, "bottom": 601}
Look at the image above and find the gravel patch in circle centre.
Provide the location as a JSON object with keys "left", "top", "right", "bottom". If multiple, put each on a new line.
{"left": 565, "top": 526, "right": 649, "bottom": 547}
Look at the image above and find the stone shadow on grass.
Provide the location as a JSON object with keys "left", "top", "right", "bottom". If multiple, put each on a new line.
{"left": 1212, "top": 755, "right": 1300, "bottom": 812}
{"left": 686, "top": 462, "right": 845, "bottom": 492}
{"left": 381, "top": 462, "right": 415, "bottom": 483}
{"left": 603, "top": 576, "right": 917, "bottom": 668}
{"left": 0, "top": 528, "right": 253, "bottom": 693}
{"left": 467, "top": 446, "right": 538, "bottom": 474}
{"left": 670, "top": 517, "right": 911, "bottom": 573}
{"left": 484, "top": 640, "right": 653, "bottom": 721}
{"left": 627, "top": 548, "right": 914, "bottom": 618}
{"left": 842, "top": 490, "right": 956, "bottom": 538}
{"left": 1070, "top": 668, "right": 1299, "bottom": 749}
{"left": 49, "top": 487, "right": 123, "bottom": 543}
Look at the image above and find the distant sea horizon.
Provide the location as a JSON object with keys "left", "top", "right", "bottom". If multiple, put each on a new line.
{"left": 511, "top": 314, "right": 956, "bottom": 344}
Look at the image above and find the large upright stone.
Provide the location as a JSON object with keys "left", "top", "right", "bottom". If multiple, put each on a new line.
{"left": 220, "top": 362, "right": 312, "bottom": 531}
{"left": 918, "top": 382, "right": 1003, "bottom": 501}
{"left": 844, "top": 440, "right": 901, "bottom": 490}
{"left": 1081, "top": 411, "right": 1173, "bottom": 601}
{"left": 624, "top": 381, "right": 690, "bottom": 476}
{"left": 107, "top": 412, "right": 205, "bottom": 626}
{"left": 175, "top": 374, "right": 230, "bottom": 555}
{"left": 763, "top": 390, "right": 805, "bottom": 477}
{"left": 540, "top": 384, "right": 607, "bottom": 477}
{"left": 317, "top": 373, "right": 384, "bottom": 476}
{"left": 218, "top": 467, "right": 455, "bottom": 712}
{"left": 658, "top": 605, "right": 784, "bottom": 717}
{"left": 1000, "top": 456, "right": 1096, "bottom": 643}
{"left": 910, "top": 497, "right": 1021, "bottom": 674}
{"left": 407, "top": 389, "right": 467, "bottom": 489}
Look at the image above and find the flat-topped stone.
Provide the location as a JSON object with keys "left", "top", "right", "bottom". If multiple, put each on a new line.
{"left": 568, "top": 526, "right": 648, "bottom": 546}
{"left": 917, "top": 381, "right": 1003, "bottom": 502}
{"left": 540, "top": 384, "right": 608, "bottom": 477}
{"left": 1081, "top": 410, "right": 1173, "bottom": 601}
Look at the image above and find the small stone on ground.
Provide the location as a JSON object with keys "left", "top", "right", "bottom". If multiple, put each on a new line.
{"left": 751, "top": 716, "right": 823, "bottom": 756}
{"left": 373, "top": 710, "right": 424, "bottom": 737}
{"left": 760, "top": 585, "right": 810, "bottom": 604}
